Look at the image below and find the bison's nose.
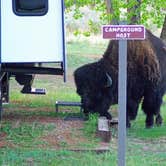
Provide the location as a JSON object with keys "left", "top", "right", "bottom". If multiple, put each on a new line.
{"left": 82, "top": 97, "right": 91, "bottom": 108}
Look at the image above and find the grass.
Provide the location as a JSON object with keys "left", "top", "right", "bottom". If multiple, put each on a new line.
{"left": 128, "top": 104, "right": 166, "bottom": 139}
{"left": 1, "top": 122, "right": 55, "bottom": 148}
{"left": 67, "top": 40, "right": 107, "bottom": 68}
{"left": 0, "top": 147, "right": 166, "bottom": 166}
{"left": 0, "top": 149, "right": 117, "bottom": 166}
{"left": 83, "top": 114, "right": 98, "bottom": 136}
{"left": 1, "top": 40, "right": 166, "bottom": 165}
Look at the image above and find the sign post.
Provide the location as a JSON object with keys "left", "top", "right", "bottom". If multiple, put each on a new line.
{"left": 118, "top": 38, "right": 127, "bottom": 166}
{"left": 102, "top": 24, "right": 145, "bottom": 166}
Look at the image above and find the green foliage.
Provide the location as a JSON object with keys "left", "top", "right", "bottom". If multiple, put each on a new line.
{"left": 65, "top": 0, "right": 166, "bottom": 35}
{"left": 88, "top": 19, "right": 101, "bottom": 34}
{"left": 140, "top": 0, "right": 165, "bottom": 28}
{"left": 73, "top": 7, "right": 83, "bottom": 19}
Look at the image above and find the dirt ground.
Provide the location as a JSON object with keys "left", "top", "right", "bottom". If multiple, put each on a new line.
{"left": 0, "top": 132, "right": 7, "bottom": 148}
{"left": 1, "top": 107, "right": 116, "bottom": 151}
{"left": 0, "top": 73, "right": 117, "bottom": 151}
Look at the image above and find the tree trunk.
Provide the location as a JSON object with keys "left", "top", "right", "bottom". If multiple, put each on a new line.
{"left": 104, "top": 0, "right": 118, "bottom": 24}
{"left": 160, "top": 15, "right": 166, "bottom": 43}
{"left": 127, "top": 0, "right": 141, "bottom": 24}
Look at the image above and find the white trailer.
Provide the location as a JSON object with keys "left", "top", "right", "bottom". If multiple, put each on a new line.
{"left": 0, "top": 0, "right": 66, "bottom": 119}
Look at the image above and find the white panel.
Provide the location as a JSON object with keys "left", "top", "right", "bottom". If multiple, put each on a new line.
{"left": 1, "top": 0, "right": 65, "bottom": 63}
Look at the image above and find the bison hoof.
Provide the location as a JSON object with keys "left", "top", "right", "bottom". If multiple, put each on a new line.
{"left": 126, "top": 122, "right": 131, "bottom": 128}
{"left": 145, "top": 124, "right": 154, "bottom": 129}
{"left": 145, "top": 116, "right": 154, "bottom": 129}
{"left": 107, "top": 115, "right": 112, "bottom": 120}
{"left": 155, "top": 115, "right": 163, "bottom": 126}
{"left": 83, "top": 112, "right": 89, "bottom": 118}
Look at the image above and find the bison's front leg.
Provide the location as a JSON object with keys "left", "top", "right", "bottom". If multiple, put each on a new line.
{"left": 126, "top": 115, "right": 131, "bottom": 128}
{"left": 127, "top": 99, "right": 140, "bottom": 120}
{"left": 97, "top": 98, "right": 112, "bottom": 120}
{"left": 126, "top": 99, "right": 140, "bottom": 128}
{"left": 145, "top": 114, "right": 154, "bottom": 128}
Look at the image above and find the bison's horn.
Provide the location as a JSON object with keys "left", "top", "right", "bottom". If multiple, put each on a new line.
{"left": 106, "top": 73, "right": 112, "bottom": 87}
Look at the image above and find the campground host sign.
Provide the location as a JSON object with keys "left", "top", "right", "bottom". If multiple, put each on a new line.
{"left": 102, "top": 25, "right": 145, "bottom": 40}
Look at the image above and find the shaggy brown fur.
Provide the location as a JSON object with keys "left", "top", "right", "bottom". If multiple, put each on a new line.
{"left": 103, "top": 30, "right": 161, "bottom": 85}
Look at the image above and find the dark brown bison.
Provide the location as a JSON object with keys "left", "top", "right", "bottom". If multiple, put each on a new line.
{"left": 74, "top": 30, "right": 166, "bottom": 128}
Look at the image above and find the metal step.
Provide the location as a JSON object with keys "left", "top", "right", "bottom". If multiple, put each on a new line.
{"left": 55, "top": 101, "right": 82, "bottom": 112}
{"left": 21, "top": 88, "right": 46, "bottom": 95}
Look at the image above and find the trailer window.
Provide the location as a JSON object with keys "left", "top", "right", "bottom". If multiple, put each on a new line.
{"left": 13, "top": 0, "right": 48, "bottom": 16}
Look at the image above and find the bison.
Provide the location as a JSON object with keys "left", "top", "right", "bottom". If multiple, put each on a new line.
{"left": 74, "top": 30, "right": 166, "bottom": 128}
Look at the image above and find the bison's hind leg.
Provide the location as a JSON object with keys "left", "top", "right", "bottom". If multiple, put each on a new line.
{"left": 142, "top": 89, "right": 163, "bottom": 128}
{"left": 155, "top": 113, "right": 163, "bottom": 126}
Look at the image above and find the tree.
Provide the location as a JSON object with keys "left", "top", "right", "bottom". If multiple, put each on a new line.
{"left": 104, "top": 0, "right": 118, "bottom": 24}
{"left": 127, "top": 0, "right": 141, "bottom": 24}
{"left": 65, "top": 0, "right": 166, "bottom": 36}
{"left": 160, "top": 15, "right": 166, "bottom": 42}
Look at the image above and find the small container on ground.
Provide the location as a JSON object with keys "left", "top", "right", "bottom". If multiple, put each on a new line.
{"left": 97, "top": 116, "right": 111, "bottom": 142}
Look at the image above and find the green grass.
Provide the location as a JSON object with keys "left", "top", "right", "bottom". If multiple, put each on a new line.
{"left": 67, "top": 41, "right": 106, "bottom": 57}
{"left": 128, "top": 103, "right": 166, "bottom": 139}
{"left": 83, "top": 113, "right": 99, "bottom": 137}
{"left": 0, "top": 149, "right": 117, "bottom": 166}
{"left": 0, "top": 147, "right": 166, "bottom": 166}
{"left": 67, "top": 40, "right": 107, "bottom": 68}
{"left": 1, "top": 121, "right": 55, "bottom": 148}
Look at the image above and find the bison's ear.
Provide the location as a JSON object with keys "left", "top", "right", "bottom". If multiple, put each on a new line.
{"left": 105, "top": 73, "right": 112, "bottom": 87}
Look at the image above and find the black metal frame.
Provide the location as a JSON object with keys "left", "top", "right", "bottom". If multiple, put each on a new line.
{"left": 0, "top": 72, "right": 10, "bottom": 120}
{"left": 0, "top": 73, "right": 3, "bottom": 120}
{"left": 0, "top": 64, "right": 64, "bottom": 120}
{"left": 1, "top": 72, "right": 9, "bottom": 103}
{"left": 2, "top": 64, "right": 64, "bottom": 75}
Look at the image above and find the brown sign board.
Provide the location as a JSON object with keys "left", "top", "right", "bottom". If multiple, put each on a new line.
{"left": 102, "top": 25, "right": 145, "bottom": 40}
